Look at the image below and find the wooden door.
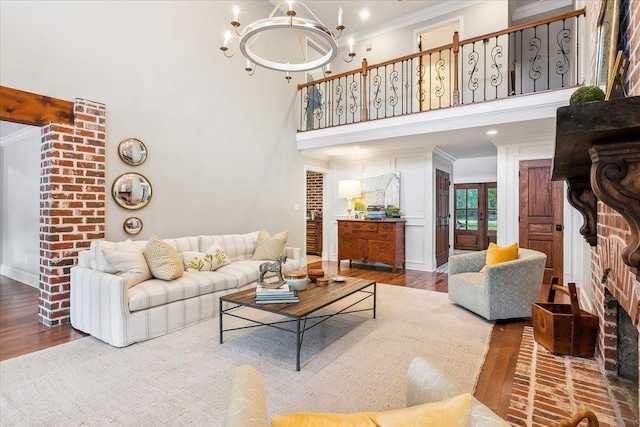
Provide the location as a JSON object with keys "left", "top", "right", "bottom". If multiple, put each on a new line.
{"left": 435, "top": 170, "right": 450, "bottom": 267}
{"left": 519, "top": 159, "right": 564, "bottom": 284}
{"left": 454, "top": 183, "right": 486, "bottom": 251}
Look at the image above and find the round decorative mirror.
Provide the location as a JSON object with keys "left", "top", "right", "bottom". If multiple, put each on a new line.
{"left": 118, "top": 138, "right": 148, "bottom": 166}
{"left": 123, "top": 217, "right": 143, "bottom": 235}
{"left": 112, "top": 172, "right": 152, "bottom": 210}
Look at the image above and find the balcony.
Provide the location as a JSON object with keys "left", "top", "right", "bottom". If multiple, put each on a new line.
{"left": 297, "top": 9, "right": 586, "bottom": 157}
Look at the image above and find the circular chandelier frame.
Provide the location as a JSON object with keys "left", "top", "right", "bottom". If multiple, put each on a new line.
{"left": 239, "top": 17, "right": 338, "bottom": 72}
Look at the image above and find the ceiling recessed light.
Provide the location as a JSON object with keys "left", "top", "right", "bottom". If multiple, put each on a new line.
{"left": 486, "top": 130, "right": 498, "bottom": 135}
{"left": 353, "top": 146, "right": 361, "bottom": 150}
{"left": 359, "top": 9, "right": 369, "bottom": 20}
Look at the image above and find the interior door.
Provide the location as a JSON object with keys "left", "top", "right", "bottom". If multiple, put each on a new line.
{"left": 435, "top": 170, "right": 450, "bottom": 267}
{"left": 519, "top": 159, "right": 564, "bottom": 284}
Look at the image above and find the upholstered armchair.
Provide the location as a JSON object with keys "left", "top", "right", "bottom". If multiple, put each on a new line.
{"left": 447, "top": 248, "right": 547, "bottom": 320}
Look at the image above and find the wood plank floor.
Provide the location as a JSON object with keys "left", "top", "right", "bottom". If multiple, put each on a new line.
{"left": 0, "top": 261, "right": 545, "bottom": 419}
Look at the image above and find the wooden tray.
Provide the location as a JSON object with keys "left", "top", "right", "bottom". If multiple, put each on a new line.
{"left": 532, "top": 278, "right": 598, "bottom": 357}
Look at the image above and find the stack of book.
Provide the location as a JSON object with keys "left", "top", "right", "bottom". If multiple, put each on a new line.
{"left": 255, "top": 284, "right": 299, "bottom": 304}
{"left": 366, "top": 205, "right": 386, "bottom": 220}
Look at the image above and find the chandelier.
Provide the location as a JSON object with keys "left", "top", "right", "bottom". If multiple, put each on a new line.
{"left": 220, "top": 1, "right": 356, "bottom": 82}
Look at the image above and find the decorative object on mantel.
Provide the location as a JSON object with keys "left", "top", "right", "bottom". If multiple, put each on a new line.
{"left": 112, "top": 172, "right": 152, "bottom": 210}
{"left": 605, "top": 50, "right": 629, "bottom": 100}
{"left": 257, "top": 254, "right": 287, "bottom": 288}
{"left": 338, "top": 180, "right": 361, "bottom": 218}
{"left": 552, "top": 96, "right": 640, "bottom": 278}
{"left": 123, "top": 217, "right": 143, "bottom": 235}
{"left": 117, "top": 137, "right": 147, "bottom": 166}
{"left": 219, "top": 0, "right": 355, "bottom": 82}
{"left": 569, "top": 86, "right": 605, "bottom": 106}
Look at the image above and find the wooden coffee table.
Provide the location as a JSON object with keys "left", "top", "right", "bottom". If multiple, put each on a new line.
{"left": 219, "top": 277, "right": 376, "bottom": 371}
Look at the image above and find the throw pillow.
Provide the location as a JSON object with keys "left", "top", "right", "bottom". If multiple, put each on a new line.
{"left": 182, "top": 247, "right": 231, "bottom": 272}
{"left": 102, "top": 248, "right": 152, "bottom": 288}
{"left": 271, "top": 393, "right": 471, "bottom": 427}
{"left": 252, "top": 229, "right": 288, "bottom": 261}
{"left": 91, "top": 239, "right": 137, "bottom": 273}
{"left": 480, "top": 242, "right": 519, "bottom": 272}
{"left": 204, "top": 242, "right": 232, "bottom": 269}
{"left": 143, "top": 235, "right": 184, "bottom": 280}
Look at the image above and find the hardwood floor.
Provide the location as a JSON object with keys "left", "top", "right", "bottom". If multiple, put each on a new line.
{"left": 0, "top": 261, "right": 543, "bottom": 419}
{"left": 0, "top": 275, "right": 86, "bottom": 362}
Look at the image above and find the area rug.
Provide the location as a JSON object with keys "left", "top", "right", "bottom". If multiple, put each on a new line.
{"left": 1, "top": 284, "right": 493, "bottom": 426}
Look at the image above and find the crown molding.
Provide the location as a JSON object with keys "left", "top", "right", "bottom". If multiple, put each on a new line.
{"left": 352, "top": 0, "right": 483, "bottom": 43}
{"left": 0, "top": 125, "right": 40, "bottom": 147}
{"left": 512, "top": 0, "right": 573, "bottom": 21}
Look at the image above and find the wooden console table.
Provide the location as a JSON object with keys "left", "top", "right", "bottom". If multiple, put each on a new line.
{"left": 337, "top": 219, "right": 406, "bottom": 272}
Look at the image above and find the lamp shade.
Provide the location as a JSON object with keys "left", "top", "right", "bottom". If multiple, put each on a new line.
{"left": 338, "top": 180, "right": 361, "bottom": 199}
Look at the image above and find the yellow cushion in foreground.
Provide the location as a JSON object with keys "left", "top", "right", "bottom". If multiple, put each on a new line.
{"left": 480, "top": 242, "right": 519, "bottom": 272}
{"left": 271, "top": 393, "right": 472, "bottom": 427}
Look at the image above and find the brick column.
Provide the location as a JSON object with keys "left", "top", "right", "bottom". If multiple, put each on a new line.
{"left": 39, "top": 99, "right": 106, "bottom": 326}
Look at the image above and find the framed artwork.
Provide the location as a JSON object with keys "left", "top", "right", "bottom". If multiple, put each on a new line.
{"left": 354, "top": 211, "right": 365, "bottom": 220}
{"left": 594, "top": 0, "right": 620, "bottom": 87}
{"left": 605, "top": 50, "right": 629, "bottom": 100}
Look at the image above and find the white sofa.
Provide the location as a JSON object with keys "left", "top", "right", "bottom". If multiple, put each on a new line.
{"left": 70, "top": 232, "right": 301, "bottom": 347}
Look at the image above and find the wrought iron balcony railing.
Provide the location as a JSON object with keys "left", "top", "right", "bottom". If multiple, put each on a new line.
{"left": 298, "top": 8, "right": 585, "bottom": 132}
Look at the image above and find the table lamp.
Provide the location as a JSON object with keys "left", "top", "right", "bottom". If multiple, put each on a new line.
{"left": 338, "top": 180, "right": 361, "bottom": 218}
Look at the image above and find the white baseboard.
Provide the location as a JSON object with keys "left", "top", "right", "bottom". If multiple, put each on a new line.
{"left": 0, "top": 265, "right": 38, "bottom": 288}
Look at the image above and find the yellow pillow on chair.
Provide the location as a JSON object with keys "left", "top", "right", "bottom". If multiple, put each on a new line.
{"left": 480, "top": 242, "right": 519, "bottom": 272}
{"left": 271, "top": 393, "right": 472, "bottom": 427}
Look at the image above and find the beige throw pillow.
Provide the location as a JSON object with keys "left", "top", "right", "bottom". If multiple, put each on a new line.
{"left": 143, "top": 235, "right": 184, "bottom": 280}
{"left": 102, "top": 248, "right": 152, "bottom": 288}
{"left": 252, "top": 229, "right": 288, "bottom": 261}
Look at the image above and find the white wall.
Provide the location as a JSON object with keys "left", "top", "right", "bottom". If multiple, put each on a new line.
{"left": 453, "top": 156, "right": 498, "bottom": 184}
{"left": 0, "top": 1, "right": 319, "bottom": 250}
{"left": 1, "top": 126, "right": 41, "bottom": 287}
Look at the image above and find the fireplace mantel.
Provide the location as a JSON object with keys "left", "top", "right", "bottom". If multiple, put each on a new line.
{"left": 552, "top": 96, "right": 640, "bottom": 278}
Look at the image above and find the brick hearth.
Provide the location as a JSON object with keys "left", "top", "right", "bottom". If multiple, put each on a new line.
{"left": 507, "top": 327, "right": 638, "bottom": 427}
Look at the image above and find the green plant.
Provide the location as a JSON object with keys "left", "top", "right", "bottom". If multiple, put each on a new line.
{"left": 569, "top": 86, "right": 605, "bottom": 106}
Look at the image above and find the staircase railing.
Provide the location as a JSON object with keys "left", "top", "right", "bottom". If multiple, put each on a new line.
{"left": 298, "top": 8, "right": 585, "bottom": 132}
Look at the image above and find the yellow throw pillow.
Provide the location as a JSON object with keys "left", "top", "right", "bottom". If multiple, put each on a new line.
{"left": 143, "top": 235, "right": 184, "bottom": 280}
{"left": 252, "top": 229, "right": 288, "bottom": 261}
{"left": 480, "top": 242, "right": 519, "bottom": 272}
{"left": 271, "top": 394, "right": 472, "bottom": 427}
{"left": 371, "top": 393, "right": 471, "bottom": 426}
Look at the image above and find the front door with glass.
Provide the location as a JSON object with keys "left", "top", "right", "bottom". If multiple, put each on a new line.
{"left": 454, "top": 183, "right": 497, "bottom": 251}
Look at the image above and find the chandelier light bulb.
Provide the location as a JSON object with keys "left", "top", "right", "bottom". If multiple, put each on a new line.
{"left": 338, "top": 8, "right": 343, "bottom": 26}
{"left": 349, "top": 37, "right": 355, "bottom": 54}
{"left": 232, "top": 6, "right": 240, "bottom": 26}
{"left": 222, "top": 31, "right": 231, "bottom": 48}
{"left": 287, "top": 1, "right": 294, "bottom": 11}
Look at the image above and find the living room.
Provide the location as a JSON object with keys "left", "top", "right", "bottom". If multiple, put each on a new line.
{"left": 1, "top": 0, "right": 639, "bottom": 426}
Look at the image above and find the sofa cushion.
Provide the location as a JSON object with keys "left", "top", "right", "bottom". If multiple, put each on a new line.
{"left": 128, "top": 271, "right": 239, "bottom": 312}
{"left": 144, "top": 235, "right": 184, "bottom": 280}
{"left": 102, "top": 247, "right": 152, "bottom": 288}
{"left": 252, "top": 229, "right": 288, "bottom": 261}
{"left": 271, "top": 393, "right": 471, "bottom": 427}
{"left": 199, "top": 232, "right": 258, "bottom": 262}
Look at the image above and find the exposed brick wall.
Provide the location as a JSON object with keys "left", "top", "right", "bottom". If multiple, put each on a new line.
{"left": 39, "top": 99, "right": 106, "bottom": 326}
{"left": 306, "top": 171, "right": 323, "bottom": 214}
{"left": 584, "top": 0, "right": 640, "bottom": 411}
